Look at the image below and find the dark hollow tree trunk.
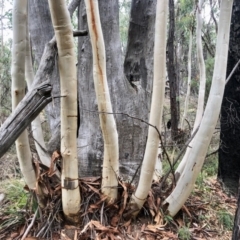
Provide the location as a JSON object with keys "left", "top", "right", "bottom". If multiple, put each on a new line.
{"left": 77, "top": 0, "right": 156, "bottom": 178}
{"left": 167, "top": 0, "right": 180, "bottom": 140}
{"left": 218, "top": 0, "right": 240, "bottom": 195}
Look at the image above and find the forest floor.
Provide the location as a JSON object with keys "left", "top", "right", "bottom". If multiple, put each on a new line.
{"left": 0, "top": 96, "right": 236, "bottom": 240}
{"left": 0, "top": 151, "right": 236, "bottom": 240}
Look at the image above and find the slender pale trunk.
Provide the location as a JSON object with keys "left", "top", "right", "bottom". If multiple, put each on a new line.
{"left": 25, "top": 26, "right": 51, "bottom": 168}
{"left": 129, "top": 0, "right": 168, "bottom": 217}
{"left": 180, "top": 29, "right": 192, "bottom": 129}
{"left": 84, "top": 0, "right": 119, "bottom": 201}
{"left": 11, "top": 0, "right": 36, "bottom": 190}
{"left": 176, "top": 0, "right": 207, "bottom": 177}
{"left": 48, "top": 0, "right": 80, "bottom": 222}
{"left": 164, "top": 0, "right": 233, "bottom": 217}
{"left": 193, "top": 0, "right": 206, "bottom": 132}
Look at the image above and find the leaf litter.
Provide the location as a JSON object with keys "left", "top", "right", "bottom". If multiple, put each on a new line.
{"left": 0, "top": 153, "right": 237, "bottom": 239}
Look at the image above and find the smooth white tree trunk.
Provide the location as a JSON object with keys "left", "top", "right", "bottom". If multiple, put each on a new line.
{"left": 48, "top": 0, "right": 80, "bottom": 223}
{"left": 180, "top": 29, "right": 193, "bottom": 129}
{"left": 11, "top": 0, "right": 36, "bottom": 190}
{"left": 164, "top": 0, "right": 233, "bottom": 216}
{"left": 129, "top": 0, "right": 168, "bottom": 216}
{"left": 84, "top": 0, "right": 119, "bottom": 201}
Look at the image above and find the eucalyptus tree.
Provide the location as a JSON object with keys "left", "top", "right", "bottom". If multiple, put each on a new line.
{"left": 11, "top": 0, "right": 36, "bottom": 190}
{"left": 15, "top": 0, "right": 233, "bottom": 223}
{"left": 165, "top": 0, "right": 233, "bottom": 216}
{"left": 129, "top": 0, "right": 168, "bottom": 216}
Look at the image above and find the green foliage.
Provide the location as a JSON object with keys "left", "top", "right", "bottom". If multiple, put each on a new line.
{"left": 176, "top": 0, "right": 195, "bottom": 38}
{"left": 217, "top": 211, "right": 234, "bottom": 230}
{"left": 204, "top": 154, "right": 218, "bottom": 177}
{"left": 178, "top": 226, "right": 191, "bottom": 240}
{"left": 119, "top": 0, "right": 131, "bottom": 53}
{"left": 164, "top": 214, "right": 173, "bottom": 224}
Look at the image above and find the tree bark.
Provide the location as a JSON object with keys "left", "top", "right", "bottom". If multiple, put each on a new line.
{"left": 218, "top": 0, "right": 240, "bottom": 195}
{"left": 167, "top": 0, "right": 180, "bottom": 139}
{"left": 77, "top": 0, "right": 155, "bottom": 178}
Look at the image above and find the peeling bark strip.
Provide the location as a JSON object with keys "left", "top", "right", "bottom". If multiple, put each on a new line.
{"left": 0, "top": 82, "right": 52, "bottom": 158}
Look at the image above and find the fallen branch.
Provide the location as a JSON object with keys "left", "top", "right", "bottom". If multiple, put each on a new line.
{"left": 0, "top": 82, "right": 52, "bottom": 158}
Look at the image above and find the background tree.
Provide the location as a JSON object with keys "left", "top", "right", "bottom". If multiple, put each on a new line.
{"left": 167, "top": 0, "right": 180, "bottom": 139}
{"left": 218, "top": 0, "right": 240, "bottom": 195}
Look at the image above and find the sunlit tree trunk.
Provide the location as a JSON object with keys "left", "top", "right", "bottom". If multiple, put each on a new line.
{"left": 11, "top": 0, "right": 36, "bottom": 190}
{"left": 129, "top": 0, "right": 168, "bottom": 217}
{"left": 84, "top": 0, "right": 119, "bottom": 201}
{"left": 48, "top": 0, "right": 80, "bottom": 223}
{"left": 165, "top": 0, "right": 233, "bottom": 217}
